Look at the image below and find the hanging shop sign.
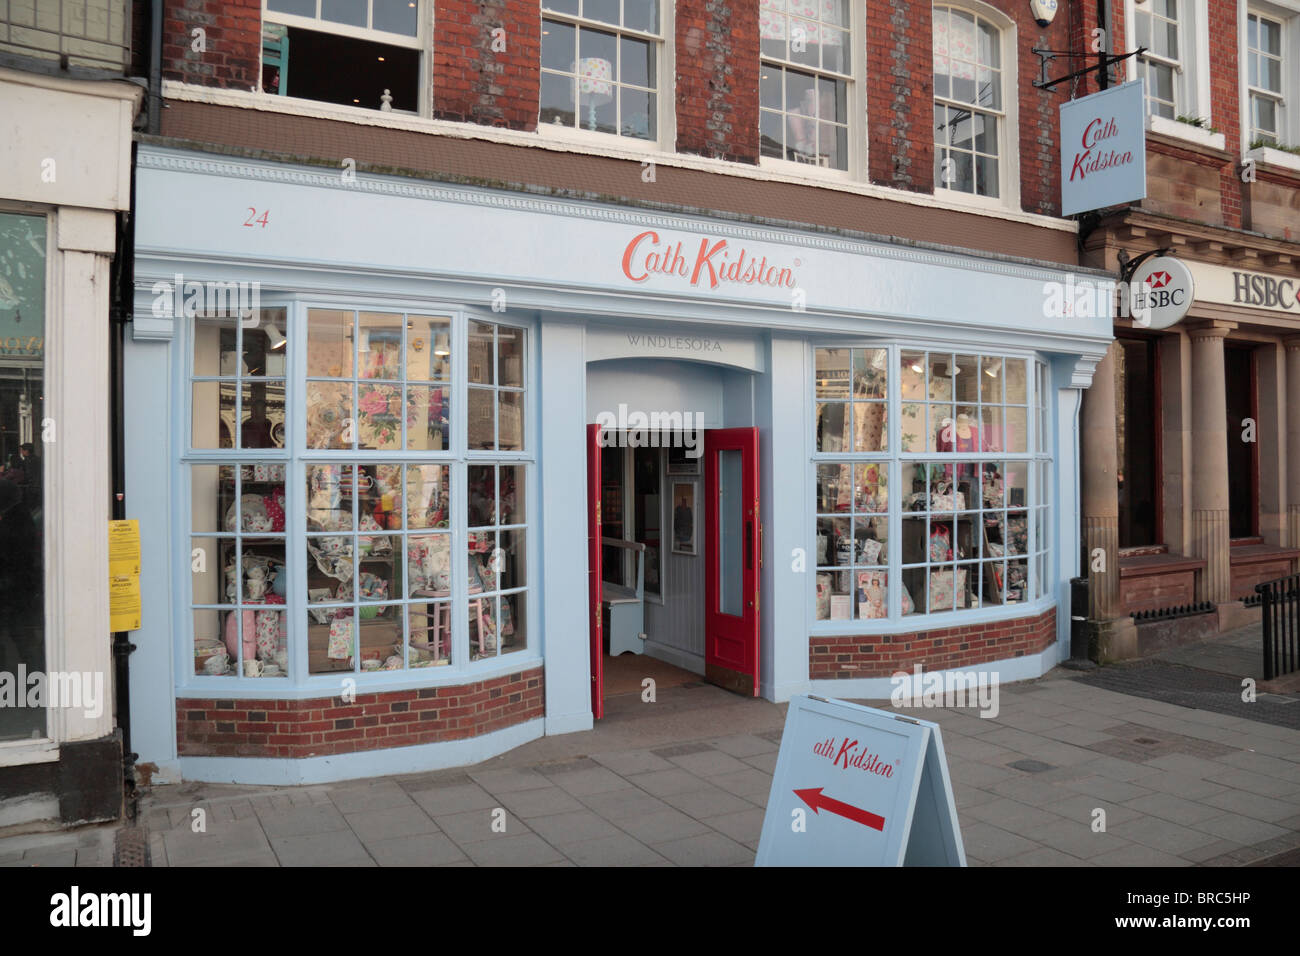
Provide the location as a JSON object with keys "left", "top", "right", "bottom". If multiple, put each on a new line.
{"left": 1128, "top": 256, "right": 1195, "bottom": 329}
{"left": 1188, "top": 262, "right": 1300, "bottom": 315}
{"left": 755, "top": 695, "right": 965, "bottom": 866}
{"left": 1060, "top": 80, "right": 1147, "bottom": 216}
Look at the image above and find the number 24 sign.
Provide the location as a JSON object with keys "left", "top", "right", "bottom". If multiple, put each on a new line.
{"left": 243, "top": 208, "right": 269, "bottom": 228}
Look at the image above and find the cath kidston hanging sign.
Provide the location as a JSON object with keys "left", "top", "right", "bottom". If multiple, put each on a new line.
{"left": 1060, "top": 80, "right": 1147, "bottom": 216}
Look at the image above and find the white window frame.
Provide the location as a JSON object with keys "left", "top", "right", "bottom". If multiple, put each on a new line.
{"left": 537, "top": 0, "right": 676, "bottom": 153}
{"left": 1126, "top": 0, "right": 1215, "bottom": 142}
{"left": 808, "top": 344, "right": 1052, "bottom": 635}
{"left": 261, "top": 0, "right": 429, "bottom": 116}
{"left": 930, "top": 1, "right": 1021, "bottom": 214}
{"left": 1240, "top": 0, "right": 1300, "bottom": 156}
{"left": 177, "top": 297, "right": 539, "bottom": 698}
{"left": 757, "top": 0, "right": 866, "bottom": 181}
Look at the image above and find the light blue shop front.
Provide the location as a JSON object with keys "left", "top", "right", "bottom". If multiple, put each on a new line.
{"left": 127, "top": 145, "right": 1112, "bottom": 785}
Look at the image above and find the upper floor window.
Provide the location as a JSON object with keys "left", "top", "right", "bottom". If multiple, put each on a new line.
{"left": 759, "top": 0, "right": 852, "bottom": 170}
{"left": 1134, "top": 0, "right": 1182, "bottom": 118}
{"left": 933, "top": 5, "right": 1004, "bottom": 198}
{"left": 540, "top": 0, "right": 663, "bottom": 141}
{"left": 1247, "top": 11, "right": 1285, "bottom": 145}
{"left": 262, "top": 0, "right": 422, "bottom": 111}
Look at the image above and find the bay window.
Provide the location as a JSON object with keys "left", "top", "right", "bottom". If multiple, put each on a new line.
{"left": 187, "top": 304, "right": 532, "bottom": 684}
{"left": 813, "top": 347, "right": 1050, "bottom": 623}
{"left": 759, "top": 0, "right": 853, "bottom": 171}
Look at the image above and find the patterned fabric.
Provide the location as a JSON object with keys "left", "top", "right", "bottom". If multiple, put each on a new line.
{"left": 328, "top": 616, "right": 354, "bottom": 659}
{"left": 759, "top": 0, "right": 846, "bottom": 43}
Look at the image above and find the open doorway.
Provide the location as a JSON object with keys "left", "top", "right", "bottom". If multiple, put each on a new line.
{"left": 586, "top": 426, "right": 760, "bottom": 717}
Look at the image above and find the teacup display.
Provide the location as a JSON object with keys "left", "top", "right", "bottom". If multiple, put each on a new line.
{"left": 360, "top": 659, "right": 382, "bottom": 671}
{"left": 203, "top": 652, "right": 229, "bottom": 676}
{"left": 261, "top": 664, "right": 282, "bottom": 677}
{"left": 243, "top": 659, "right": 265, "bottom": 677}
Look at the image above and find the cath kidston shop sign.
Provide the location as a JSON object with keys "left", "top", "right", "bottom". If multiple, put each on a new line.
{"left": 755, "top": 696, "right": 965, "bottom": 866}
{"left": 1060, "top": 80, "right": 1147, "bottom": 216}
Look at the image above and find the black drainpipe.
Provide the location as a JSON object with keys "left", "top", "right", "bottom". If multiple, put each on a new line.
{"left": 111, "top": 143, "right": 138, "bottom": 822}
{"left": 148, "top": 0, "right": 163, "bottom": 135}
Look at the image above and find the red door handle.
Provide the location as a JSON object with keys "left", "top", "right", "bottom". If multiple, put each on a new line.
{"left": 746, "top": 521, "right": 754, "bottom": 571}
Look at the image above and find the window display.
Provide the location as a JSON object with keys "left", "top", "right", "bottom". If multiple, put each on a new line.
{"left": 813, "top": 346, "right": 1049, "bottom": 621}
{"left": 187, "top": 305, "right": 531, "bottom": 683}
{"left": 0, "top": 213, "right": 46, "bottom": 739}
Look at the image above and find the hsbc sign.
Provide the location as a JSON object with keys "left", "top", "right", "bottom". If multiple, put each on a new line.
{"left": 1187, "top": 261, "right": 1300, "bottom": 316}
{"left": 1128, "top": 256, "right": 1194, "bottom": 329}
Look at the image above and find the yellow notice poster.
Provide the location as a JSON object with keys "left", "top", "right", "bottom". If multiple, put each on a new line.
{"left": 109, "top": 519, "right": 142, "bottom": 631}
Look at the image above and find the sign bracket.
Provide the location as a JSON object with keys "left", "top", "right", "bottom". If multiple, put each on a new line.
{"left": 1033, "top": 47, "right": 1145, "bottom": 94}
{"left": 1117, "top": 246, "right": 1173, "bottom": 286}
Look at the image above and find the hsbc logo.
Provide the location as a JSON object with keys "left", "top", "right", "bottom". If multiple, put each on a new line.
{"left": 1128, "top": 256, "right": 1195, "bottom": 330}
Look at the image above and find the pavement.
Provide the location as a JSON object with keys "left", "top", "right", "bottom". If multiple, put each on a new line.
{"left": 4, "top": 619, "right": 1300, "bottom": 867}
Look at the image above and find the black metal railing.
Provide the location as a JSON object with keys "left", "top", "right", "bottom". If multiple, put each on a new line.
{"left": 1257, "top": 574, "right": 1300, "bottom": 680}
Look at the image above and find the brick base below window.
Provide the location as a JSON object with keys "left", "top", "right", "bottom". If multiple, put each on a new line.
{"left": 809, "top": 610, "right": 1056, "bottom": 679}
{"left": 177, "top": 667, "right": 543, "bottom": 758}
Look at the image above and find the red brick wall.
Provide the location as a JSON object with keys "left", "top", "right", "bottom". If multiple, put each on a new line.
{"left": 675, "top": 0, "right": 760, "bottom": 162}
{"left": 864, "top": 0, "right": 1072, "bottom": 211}
{"left": 866, "top": 0, "right": 932, "bottom": 191}
{"left": 161, "top": 0, "right": 261, "bottom": 91}
{"left": 1207, "top": 0, "right": 1242, "bottom": 229}
{"left": 1109, "top": 0, "right": 1245, "bottom": 230}
{"left": 177, "top": 667, "right": 543, "bottom": 758}
{"left": 432, "top": 0, "right": 541, "bottom": 129}
{"left": 809, "top": 608, "right": 1056, "bottom": 679}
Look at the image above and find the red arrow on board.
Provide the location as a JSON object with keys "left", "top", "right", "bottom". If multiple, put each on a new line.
{"left": 794, "top": 788, "right": 886, "bottom": 831}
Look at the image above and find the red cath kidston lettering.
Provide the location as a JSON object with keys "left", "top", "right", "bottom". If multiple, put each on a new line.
{"left": 812, "top": 736, "right": 895, "bottom": 777}
{"left": 621, "top": 231, "right": 798, "bottom": 290}
{"left": 1069, "top": 115, "right": 1135, "bottom": 182}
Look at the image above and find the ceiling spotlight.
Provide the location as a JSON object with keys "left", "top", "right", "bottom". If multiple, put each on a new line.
{"left": 985, "top": 359, "right": 1001, "bottom": 377}
{"left": 434, "top": 332, "right": 450, "bottom": 357}
{"left": 264, "top": 321, "right": 286, "bottom": 351}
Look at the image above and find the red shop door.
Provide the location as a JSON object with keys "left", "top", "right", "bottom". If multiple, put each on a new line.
{"left": 586, "top": 423, "right": 604, "bottom": 719}
{"left": 704, "top": 427, "right": 761, "bottom": 696}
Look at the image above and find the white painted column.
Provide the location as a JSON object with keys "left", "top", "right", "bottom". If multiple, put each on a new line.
{"left": 1053, "top": 365, "right": 1086, "bottom": 662}
{"left": 123, "top": 302, "right": 181, "bottom": 781}
{"left": 761, "top": 333, "right": 811, "bottom": 701}
{"left": 49, "top": 209, "right": 116, "bottom": 746}
{"left": 539, "top": 320, "right": 594, "bottom": 735}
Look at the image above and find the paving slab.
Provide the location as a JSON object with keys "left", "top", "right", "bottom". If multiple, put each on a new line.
{"left": 345, "top": 804, "right": 440, "bottom": 843}
{"left": 496, "top": 786, "right": 587, "bottom": 819}
{"left": 616, "top": 808, "right": 712, "bottom": 844}
{"left": 461, "top": 833, "right": 565, "bottom": 867}
{"left": 652, "top": 831, "right": 752, "bottom": 866}
{"left": 658, "top": 785, "right": 757, "bottom": 819}
{"left": 525, "top": 810, "right": 623, "bottom": 846}
{"left": 366, "top": 832, "right": 467, "bottom": 866}
{"left": 270, "top": 829, "right": 374, "bottom": 866}
{"left": 561, "top": 832, "right": 669, "bottom": 866}
{"left": 408, "top": 782, "right": 498, "bottom": 817}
